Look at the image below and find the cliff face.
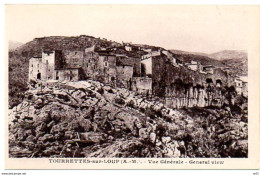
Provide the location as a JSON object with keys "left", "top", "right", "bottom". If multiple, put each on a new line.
{"left": 9, "top": 80, "right": 248, "bottom": 158}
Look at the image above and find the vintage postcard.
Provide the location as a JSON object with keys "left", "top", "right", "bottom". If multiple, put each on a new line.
{"left": 5, "top": 4, "right": 260, "bottom": 169}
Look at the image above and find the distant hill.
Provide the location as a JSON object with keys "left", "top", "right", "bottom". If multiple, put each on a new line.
{"left": 210, "top": 50, "right": 248, "bottom": 76}
{"left": 170, "top": 49, "right": 209, "bottom": 57}
{"left": 169, "top": 50, "right": 225, "bottom": 68}
{"left": 170, "top": 49, "right": 248, "bottom": 76}
{"left": 9, "top": 41, "right": 24, "bottom": 51}
{"left": 209, "top": 50, "right": 247, "bottom": 61}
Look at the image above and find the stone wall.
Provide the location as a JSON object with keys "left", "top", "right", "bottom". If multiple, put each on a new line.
{"left": 116, "top": 65, "right": 133, "bottom": 89}
{"left": 55, "top": 68, "right": 80, "bottom": 82}
{"left": 132, "top": 77, "right": 152, "bottom": 96}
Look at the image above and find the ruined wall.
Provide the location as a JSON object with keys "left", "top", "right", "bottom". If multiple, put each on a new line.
{"left": 132, "top": 77, "right": 152, "bottom": 96}
{"left": 116, "top": 65, "right": 133, "bottom": 89}
{"left": 55, "top": 69, "right": 80, "bottom": 82}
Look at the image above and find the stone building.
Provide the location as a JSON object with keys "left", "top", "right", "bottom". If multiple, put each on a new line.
{"left": 96, "top": 53, "right": 117, "bottom": 84}
{"left": 235, "top": 76, "right": 248, "bottom": 96}
{"left": 203, "top": 65, "right": 214, "bottom": 74}
{"left": 29, "top": 50, "right": 65, "bottom": 81}
{"left": 84, "top": 46, "right": 99, "bottom": 79}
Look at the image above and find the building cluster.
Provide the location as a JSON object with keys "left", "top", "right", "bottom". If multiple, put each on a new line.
{"left": 29, "top": 44, "right": 152, "bottom": 95}
{"left": 29, "top": 43, "right": 247, "bottom": 98}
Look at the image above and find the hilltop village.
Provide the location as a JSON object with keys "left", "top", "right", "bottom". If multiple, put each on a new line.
{"left": 29, "top": 42, "right": 248, "bottom": 108}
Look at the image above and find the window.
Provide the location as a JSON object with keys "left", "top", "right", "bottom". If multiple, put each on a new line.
{"left": 37, "top": 73, "right": 41, "bottom": 80}
{"left": 38, "top": 64, "right": 39, "bottom": 67}
{"left": 56, "top": 71, "right": 59, "bottom": 80}
{"left": 104, "top": 62, "right": 108, "bottom": 67}
{"left": 31, "top": 64, "right": 33, "bottom": 67}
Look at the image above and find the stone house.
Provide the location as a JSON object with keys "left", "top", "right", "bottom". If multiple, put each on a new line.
{"left": 203, "top": 65, "right": 214, "bottom": 74}
{"left": 64, "top": 50, "right": 84, "bottom": 68}
{"left": 29, "top": 50, "right": 65, "bottom": 81}
{"left": 235, "top": 76, "right": 248, "bottom": 96}
{"left": 84, "top": 46, "right": 99, "bottom": 79}
{"left": 116, "top": 55, "right": 141, "bottom": 77}
{"left": 96, "top": 53, "right": 117, "bottom": 84}
{"left": 125, "top": 45, "right": 132, "bottom": 51}
{"left": 187, "top": 63, "right": 198, "bottom": 71}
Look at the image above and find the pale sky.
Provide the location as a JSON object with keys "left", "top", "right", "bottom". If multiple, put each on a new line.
{"left": 5, "top": 5, "right": 260, "bottom": 53}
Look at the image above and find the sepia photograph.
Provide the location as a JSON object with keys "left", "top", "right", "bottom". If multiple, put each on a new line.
{"left": 4, "top": 4, "right": 260, "bottom": 170}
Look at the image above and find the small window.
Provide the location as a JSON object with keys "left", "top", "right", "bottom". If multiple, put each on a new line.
{"left": 31, "top": 64, "right": 33, "bottom": 67}
{"left": 38, "top": 64, "right": 39, "bottom": 67}
{"left": 56, "top": 71, "right": 59, "bottom": 80}
{"left": 75, "top": 52, "right": 77, "bottom": 55}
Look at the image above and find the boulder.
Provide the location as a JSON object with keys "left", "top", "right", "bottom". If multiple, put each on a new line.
{"left": 80, "top": 132, "right": 106, "bottom": 144}
{"left": 139, "top": 128, "right": 149, "bottom": 139}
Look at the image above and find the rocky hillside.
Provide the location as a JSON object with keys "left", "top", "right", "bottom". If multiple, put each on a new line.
{"left": 221, "top": 58, "right": 248, "bottom": 76}
{"left": 9, "top": 80, "right": 248, "bottom": 158}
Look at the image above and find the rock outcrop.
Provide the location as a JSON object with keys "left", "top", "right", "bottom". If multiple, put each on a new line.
{"left": 8, "top": 80, "right": 248, "bottom": 158}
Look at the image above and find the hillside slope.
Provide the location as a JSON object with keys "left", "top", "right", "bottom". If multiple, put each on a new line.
{"left": 9, "top": 80, "right": 248, "bottom": 158}
{"left": 209, "top": 50, "right": 247, "bottom": 61}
